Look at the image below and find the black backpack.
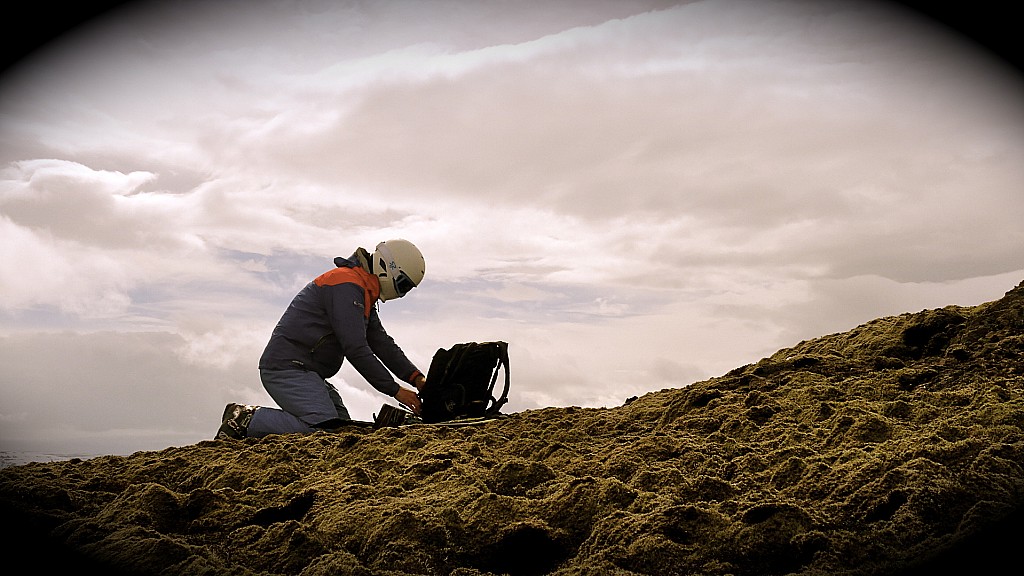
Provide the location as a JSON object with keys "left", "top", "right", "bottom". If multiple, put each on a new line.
{"left": 419, "top": 341, "right": 510, "bottom": 423}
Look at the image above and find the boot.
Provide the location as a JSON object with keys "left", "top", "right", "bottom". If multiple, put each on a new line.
{"left": 216, "top": 403, "right": 256, "bottom": 440}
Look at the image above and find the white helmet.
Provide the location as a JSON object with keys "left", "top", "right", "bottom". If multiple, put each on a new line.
{"left": 372, "top": 239, "right": 425, "bottom": 302}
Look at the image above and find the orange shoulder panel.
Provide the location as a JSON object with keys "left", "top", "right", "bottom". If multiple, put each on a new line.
{"left": 314, "top": 267, "right": 380, "bottom": 317}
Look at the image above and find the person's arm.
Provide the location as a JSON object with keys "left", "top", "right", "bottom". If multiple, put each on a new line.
{"left": 412, "top": 372, "right": 427, "bottom": 391}
{"left": 366, "top": 308, "right": 425, "bottom": 389}
{"left": 366, "top": 306, "right": 425, "bottom": 413}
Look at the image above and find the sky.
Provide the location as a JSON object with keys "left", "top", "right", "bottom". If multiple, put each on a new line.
{"left": 1, "top": 0, "right": 1022, "bottom": 458}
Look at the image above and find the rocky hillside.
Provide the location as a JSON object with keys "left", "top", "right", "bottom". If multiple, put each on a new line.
{"left": 2, "top": 281, "right": 1022, "bottom": 576}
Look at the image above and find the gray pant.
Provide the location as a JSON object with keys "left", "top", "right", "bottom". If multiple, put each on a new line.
{"left": 247, "top": 368, "right": 351, "bottom": 438}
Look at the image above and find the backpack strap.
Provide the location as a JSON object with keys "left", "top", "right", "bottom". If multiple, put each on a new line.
{"left": 485, "top": 341, "right": 510, "bottom": 417}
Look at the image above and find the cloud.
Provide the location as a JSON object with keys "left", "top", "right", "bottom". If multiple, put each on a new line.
{"left": 0, "top": 331, "right": 268, "bottom": 454}
{"left": 1, "top": 0, "right": 1022, "bottom": 457}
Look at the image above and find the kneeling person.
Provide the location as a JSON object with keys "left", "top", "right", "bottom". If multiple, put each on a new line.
{"left": 217, "top": 239, "right": 427, "bottom": 439}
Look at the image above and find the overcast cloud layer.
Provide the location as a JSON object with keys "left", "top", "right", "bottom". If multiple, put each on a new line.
{"left": 2, "top": 0, "right": 1022, "bottom": 457}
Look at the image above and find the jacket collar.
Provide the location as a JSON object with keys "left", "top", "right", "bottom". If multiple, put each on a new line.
{"left": 334, "top": 248, "right": 373, "bottom": 274}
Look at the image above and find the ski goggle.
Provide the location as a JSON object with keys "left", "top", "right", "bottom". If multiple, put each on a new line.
{"left": 392, "top": 270, "right": 417, "bottom": 297}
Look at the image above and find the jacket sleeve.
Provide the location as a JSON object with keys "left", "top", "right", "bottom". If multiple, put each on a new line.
{"left": 366, "top": 308, "right": 423, "bottom": 385}
{"left": 323, "top": 283, "right": 401, "bottom": 396}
